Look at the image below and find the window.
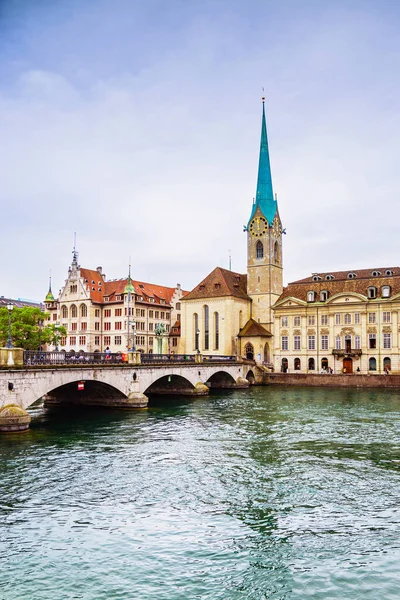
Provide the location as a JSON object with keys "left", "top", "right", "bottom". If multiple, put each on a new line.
{"left": 141, "top": 310, "right": 145, "bottom": 317}
{"left": 114, "top": 336, "right": 122, "bottom": 345}
{"left": 335, "top": 336, "right": 341, "bottom": 350}
{"left": 385, "top": 270, "right": 393, "bottom": 276}
{"left": 115, "top": 322, "right": 122, "bottom": 330}
{"left": 71, "top": 322, "right": 77, "bottom": 331}
{"left": 320, "top": 290, "right": 328, "bottom": 301}
{"left": 137, "top": 322, "right": 145, "bottom": 331}
{"left": 60, "top": 337, "right": 66, "bottom": 346}
{"left": 61, "top": 305, "right": 68, "bottom": 319}
{"left": 312, "top": 275, "right": 322, "bottom": 282}
{"left": 321, "top": 314, "right": 328, "bottom": 326}
{"left": 308, "top": 357, "right": 315, "bottom": 370}
{"left": 335, "top": 313, "right": 341, "bottom": 325}
{"left": 137, "top": 336, "right": 145, "bottom": 346}
{"left": 95, "top": 322, "right": 100, "bottom": 331}
{"left": 308, "top": 335, "right": 316, "bottom": 351}
{"left": 347, "top": 272, "right": 357, "bottom": 279}
{"left": 149, "top": 323, "right": 153, "bottom": 331}
{"left": 325, "top": 274, "right": 334, "bottom": 281}
{"left": 177, "top": 313, "right": 181, "bottom": 321}
{"left": 81, "top": 322, "right": 87, "bottom": 331}
{"left": 293, "top": 335, "right": 301, "bottom": 350}
{"left": 104, "top": 322, "right": 111, "bottom": 331}
{"left": 369, "top": 357, "right": 377, "bottom": 371}
{"left": 149, "top": 310, "right": 154, "bottom": 318}
{"left": 369, "top": 334, "right": 376, "bottom": 349}
{"left": 155, "top": 311, "right": 159, "bottom": 319}
{"left": 354, "top": 313, "right": 360, "bottom": 324}
{"left": 79, "top": 336, "right": 86, "bottom": 346}
{"left": 282, "top": 316, "right": 288, "bottom": 327}
{"left": 307, "top": 291, "right": 315, "bottom": 302}
{"left": 321, "top": 335, "right": 329, "bottom": 350}
{"left": 160, "top": 311, "right": 165, "bottom": 319}
{"left": 95, "top": 309, "right": 100, "bottom": 318}
{"left": 383, "top": 333, "right": 391, "bottom": 349}
{"left": 383, "top": 311, "right": 391, "bottom": 323}
{"left": 53, "top": 314, "right": 57, "bottom": 321}
{"left": 94, "top": 336, "right": 100, "bottom": 346}
{"left": 80, "top": 304, "right": 87, "bottom": 317}
{"left": 104, "top": 309, "right": 111, "bottom": 318}
{"left": 294, "top": 316, "right": 301, "bottom": 327}
{"left": 71, "top": 304, "right": 77, "bottom": 318}
{"left": 355, "top": 335, "right": 361, "bottom": 349}
{"left": 371, "top": 271, "right": 381, "bottom": 277}
{"left": 368, "top": 313, "right": 376, "bottom": 324}
{"left": 70, "top": 285, "right": 77, "bottom": 294}
{"left": 368, "top": 287, "right": 377, "bottom": 299}
{"left": 194, "top": 313, "right": 199, "bottom": 350}
{"left": 344, "top": 313, "right": 351, "bottom": 324}
{"left": 70, "top": 336, "right": 76, "bottom": 346}
{"left": 116, "top": 296, "right": 122, "bottom": 301}
{"left": 176, "top": 303, "right": 181, "bottom": 311}
{"left": 115, "top": 308, "right": 122, "bottom": 316}
{"left": 281, "top": 336, "right": 289, "bottom": 351}
{"left": 136, "top": 309, "right": 141, "bottom": 317}
{"left": 149, "top": 337, "right": 153, "bottom": 346}
{"left": 104, "top": 297, "right": 109, "bottom": 302}
{"left": 204, "top": 305, "right": 209, "bottom": 350}
{"left": 308, "top": 315, "right": 315, "bottom": 326}
{"left": 104, "top": 336, "right": 111, "bottom": 346}
{"left": 256, "top": 241, "right": 264, "bottom": 259}
{"left": 382, "top": 286, "right": 391, "bottom": 298}
{"left": 172, "top": 338, "right": 178, "bottom": 347}
{"left": 214, "top": 312, "right": 219, "bottom": 350}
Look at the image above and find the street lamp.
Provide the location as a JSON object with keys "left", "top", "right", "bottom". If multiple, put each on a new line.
{"left": 6, "top": 303, "right": 14, "bottom": 348}
{"left": 131, "top": 319, "right": 136, "bottom": 352}
{"left": 38, "top": 318, "right": 43, "bottom": 351}
{"left": 54, "top": 322, "right": 60, "bottom": 352}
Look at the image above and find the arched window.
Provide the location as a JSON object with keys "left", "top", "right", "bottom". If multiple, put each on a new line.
{"left": 194, "top": 313, "right": 199, "bottom": 351}
{"left": 61, "top": 305, "right": 68, "bottom": 319}
{"left": 369, "top": 357, "right": 377, "bottom": 371}
{"left": 368, "top": 286, "right": 377, "bottom": 299}
{"left": 80, "top": 304, "right": 87, "bottom": 317}
{"left": 308, "top": 357, "right": 315, "bottom": 371}
{"left": 204, "top": 305, "right": 209, "bottom": 350}
{"left": 281, "top": 358, "right": 288, "bottom": 372}
{"left": 256, "top": 241, "right": 263, "bottom": 259}
{"left": 274, "top": 241, "right": 280, "bottom": 263}
{"left": 321, "top": 357, "right": 329, "bottom": 371}
{"left": 382, "top": 285, "right": 391, "bottom": 298}
{"left": 214, "top": 312, "right": 219, "bottom": 350}
{"left": 71, "top": 304, "right": 77, "bottom": 318}
{"left": 245, "top": 343, "right": 254, "bottom": 360}
{"left": 307, "top": 291, "right": 316, "bottom": 302}
{"left": 383, "top": 357, "right": 391, "bottom": 372}
{"left": 239, "top": 310, "right": 243, "bottom": 329}
{"left": 294, "top": 357, "right": 301, "bottom": 370}
{"left": 344, "top": 313, "right": 351, "bottom": 324}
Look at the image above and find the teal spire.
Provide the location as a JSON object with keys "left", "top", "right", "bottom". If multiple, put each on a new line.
{"left": 247, "top": 98, "right": 277, "bottom": 227}
{"left": 124, "top": 263, "right": 135, "bottom": 296}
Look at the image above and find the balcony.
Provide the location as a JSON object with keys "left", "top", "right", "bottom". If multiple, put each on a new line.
{"left": 332, "top": 348, "right": 362, "bottom": 357}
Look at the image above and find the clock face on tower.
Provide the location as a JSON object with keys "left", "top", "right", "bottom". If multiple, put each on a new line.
{"left": 249, "top": 216, "right": 268, "bottom": 237}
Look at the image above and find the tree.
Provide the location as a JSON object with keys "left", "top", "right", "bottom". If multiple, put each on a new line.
{"left": 0, "top": 307, "right": 67, "bottom": 351}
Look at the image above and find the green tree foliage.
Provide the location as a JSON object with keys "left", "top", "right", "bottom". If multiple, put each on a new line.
{"left": 0, "top": 307, "right": 67, "bottom": 350}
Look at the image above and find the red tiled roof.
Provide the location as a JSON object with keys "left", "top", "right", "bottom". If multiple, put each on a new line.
{"left": 238, "top": 318, "right": 272, "bottom": 337}
{"left": 183, "top": 267, "right": 249, "bottom": 301}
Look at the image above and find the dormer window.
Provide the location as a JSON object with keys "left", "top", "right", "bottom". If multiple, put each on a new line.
{"left": 307, "top": 291, "right": 316, "bottom": 302}
{"left": 325, "top": 274, "right": 334, "bottom": 281}
{"left": 372, "top": 271, "right": 381, "bottom": 277}
{"left": 382, "top": 285, "right": 391, "bottom": 298}
{"left": 92, "top": 280, "right": 95, "bottom": 284}
{"left": 347, "top": 272, "right": 357, "bottom": 279}
{"left": 320, "top": 290, "right": 328, "bottom": 301}
{"left": 312, "top": 275, "right": 322, "bottom": 282}
{"left": 214, "top": 283, "right": 221, "bottom": 289}
{"left": 98, "top": 288, "right": 102, "bottom": 292}
{"left": 368, "top": 286, "right": 377, "bottom": 299}
{"left": 116, "top": 295, "right": 122, "bottom": 301}
{"left": 385, "top": 270, "right": 393, "bottom": 276}
{"left": 104, "top": 297, "right": 109, "bottom": 302}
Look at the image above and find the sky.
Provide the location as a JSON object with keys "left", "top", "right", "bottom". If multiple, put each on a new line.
{"left": 1, "top": 0, "right": 400, "bottom": 301}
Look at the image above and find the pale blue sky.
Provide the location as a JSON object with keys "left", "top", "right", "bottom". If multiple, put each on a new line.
{"left": 1, "top": 0, "right": 400, "bottom": 299}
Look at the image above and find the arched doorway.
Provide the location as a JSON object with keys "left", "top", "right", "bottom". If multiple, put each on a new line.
{"left": 383, "top": 357, "right": 391, "bottom": 373}
{"left": 245, "top": 343, "right": 254, "bottom": 360}
{"left": 281, "top": 358, "right": 288, "bottom": 373}
{"left": 294, "top": 357, "right": 301, "bottom": 371}
{"left": 308, "top": 357, "right": 315, "bottom": 371}
{"left": 369, "top": 357, "right": 377, "bottom": 371}
{"left": 264, "top": 342, "right": 270, "bottom": 363}
{"left": 321, "top": 357, "right": 329, "bottom": 371}
{"left": 343, "top": 357, "right": 353, "bottom": 374}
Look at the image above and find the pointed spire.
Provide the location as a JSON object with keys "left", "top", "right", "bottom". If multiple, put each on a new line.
{"left": 124, "top": 262, "right": 135, "bottom": 295}
{"left": 247, "top": 97, "right": 277, "bottom": 226}
{"left": 45, "top": 273, "right": 55, "bottom": 302}
{"left": 72, "top": 232, "right": 78, "bottom": 266}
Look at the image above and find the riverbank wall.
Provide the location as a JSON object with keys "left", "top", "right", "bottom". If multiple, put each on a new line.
{"left": 262, "top": 372, "right": 400, "bottom": 388}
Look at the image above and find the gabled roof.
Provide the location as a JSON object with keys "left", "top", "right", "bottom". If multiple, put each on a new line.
{"left": 238, "top": 318, "right": 272, "bottom": 337}
{"left": 182, "top": 267, "right": 250, "bottom": 301}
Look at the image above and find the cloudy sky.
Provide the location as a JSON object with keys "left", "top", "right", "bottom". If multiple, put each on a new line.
{"left": 1, "top": 0, "right": 400, "bottom": 301}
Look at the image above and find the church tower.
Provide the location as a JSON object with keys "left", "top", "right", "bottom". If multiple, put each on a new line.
{"left": 246, "top": 98, "right": 283, "bottom": 327}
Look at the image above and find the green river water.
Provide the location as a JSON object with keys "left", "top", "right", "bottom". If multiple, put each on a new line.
{"left": 1, "top": 386, "right": 399, "bottom": 599}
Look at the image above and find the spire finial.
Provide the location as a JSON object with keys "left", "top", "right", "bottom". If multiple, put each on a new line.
{"left": 72, "top": 232, "right": 79, "bottom": 266}
{"left": 45, "top": 269, "right": 55, "bottom": 302}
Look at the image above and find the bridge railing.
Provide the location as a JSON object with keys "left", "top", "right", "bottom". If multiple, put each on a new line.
{"left": 202, "top": 355, "right": 236, "bottom": 362}
{"left": 23, "top": 351, "right": 127, "bottom": 366}
{"left": 141, "top": 354, "right": 196, "bottom": 364}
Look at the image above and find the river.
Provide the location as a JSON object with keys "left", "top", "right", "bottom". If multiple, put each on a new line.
{"left": 1, "top": 386, "right": 399, "bottom": 599}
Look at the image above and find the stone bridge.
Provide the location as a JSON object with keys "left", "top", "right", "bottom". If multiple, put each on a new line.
{"left": 0, "top": 361, "right": 257, "bottom": 413}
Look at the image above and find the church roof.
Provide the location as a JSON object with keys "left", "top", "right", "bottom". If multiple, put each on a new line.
{"left": 277, "top": 267, "right": 400, "bottom": 303}
{"left": 247, "top": 99, "right": 277, "bottom": 227}
{"left": 182, "top": 267, "right": 249, "bottom": 301}
{"left": 238, "top": 318, "right": 272, "bottom": 337}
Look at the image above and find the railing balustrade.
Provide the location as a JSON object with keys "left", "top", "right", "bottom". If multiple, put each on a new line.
{"left": 141, "top": 354, "right": 196, "bottom": 363}
{"left": 23, "top": 351, "right": 126, "bottom": 366}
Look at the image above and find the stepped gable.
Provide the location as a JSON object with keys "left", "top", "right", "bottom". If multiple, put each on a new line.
{"left": 278, "top": 267, "right": 400, "bottom": 302}
{"left": 238, "top": 318, "right": 272, "bottom": 337}
{"left": 183, "top": 267, "right": 249, "bottom": 301}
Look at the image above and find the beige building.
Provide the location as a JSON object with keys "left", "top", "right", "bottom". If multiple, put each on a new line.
{"left": 44, "top": 252, "right": 185, "bottom": 354}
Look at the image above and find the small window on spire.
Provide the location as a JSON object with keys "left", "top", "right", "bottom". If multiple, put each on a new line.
{"left": 256, "top": 241, "right": 263, "bottom": 259}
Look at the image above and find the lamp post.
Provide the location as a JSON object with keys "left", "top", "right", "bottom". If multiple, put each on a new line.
{"left": 131, "top": 319, "right": 136, "bottom": 352}
{"left": 54, "top": 322, "right": 60, "bottom": 352}
{"left": 38, "top": 318, "right": 43, "bottom": 352}
{"left": 6, "top": 303, "right": 14, "bottom": 348}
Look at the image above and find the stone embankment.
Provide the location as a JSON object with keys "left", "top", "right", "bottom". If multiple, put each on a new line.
{"left": 262, "top": 372, "right": 400, "bottom": 388}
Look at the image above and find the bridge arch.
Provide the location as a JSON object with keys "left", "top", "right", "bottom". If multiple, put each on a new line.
{"left": 205, "top": 370, "right": 236, "bottom": 389}
{"left": 43, "top": 379, "right": 129, "bottom": 407}
{"left": 144, "top": 374, "right": 196, "bottom": 396}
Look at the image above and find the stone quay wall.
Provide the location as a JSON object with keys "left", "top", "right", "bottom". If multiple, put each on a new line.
{"left": 262, "top": 372, "right": 400, "bottom": 388}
